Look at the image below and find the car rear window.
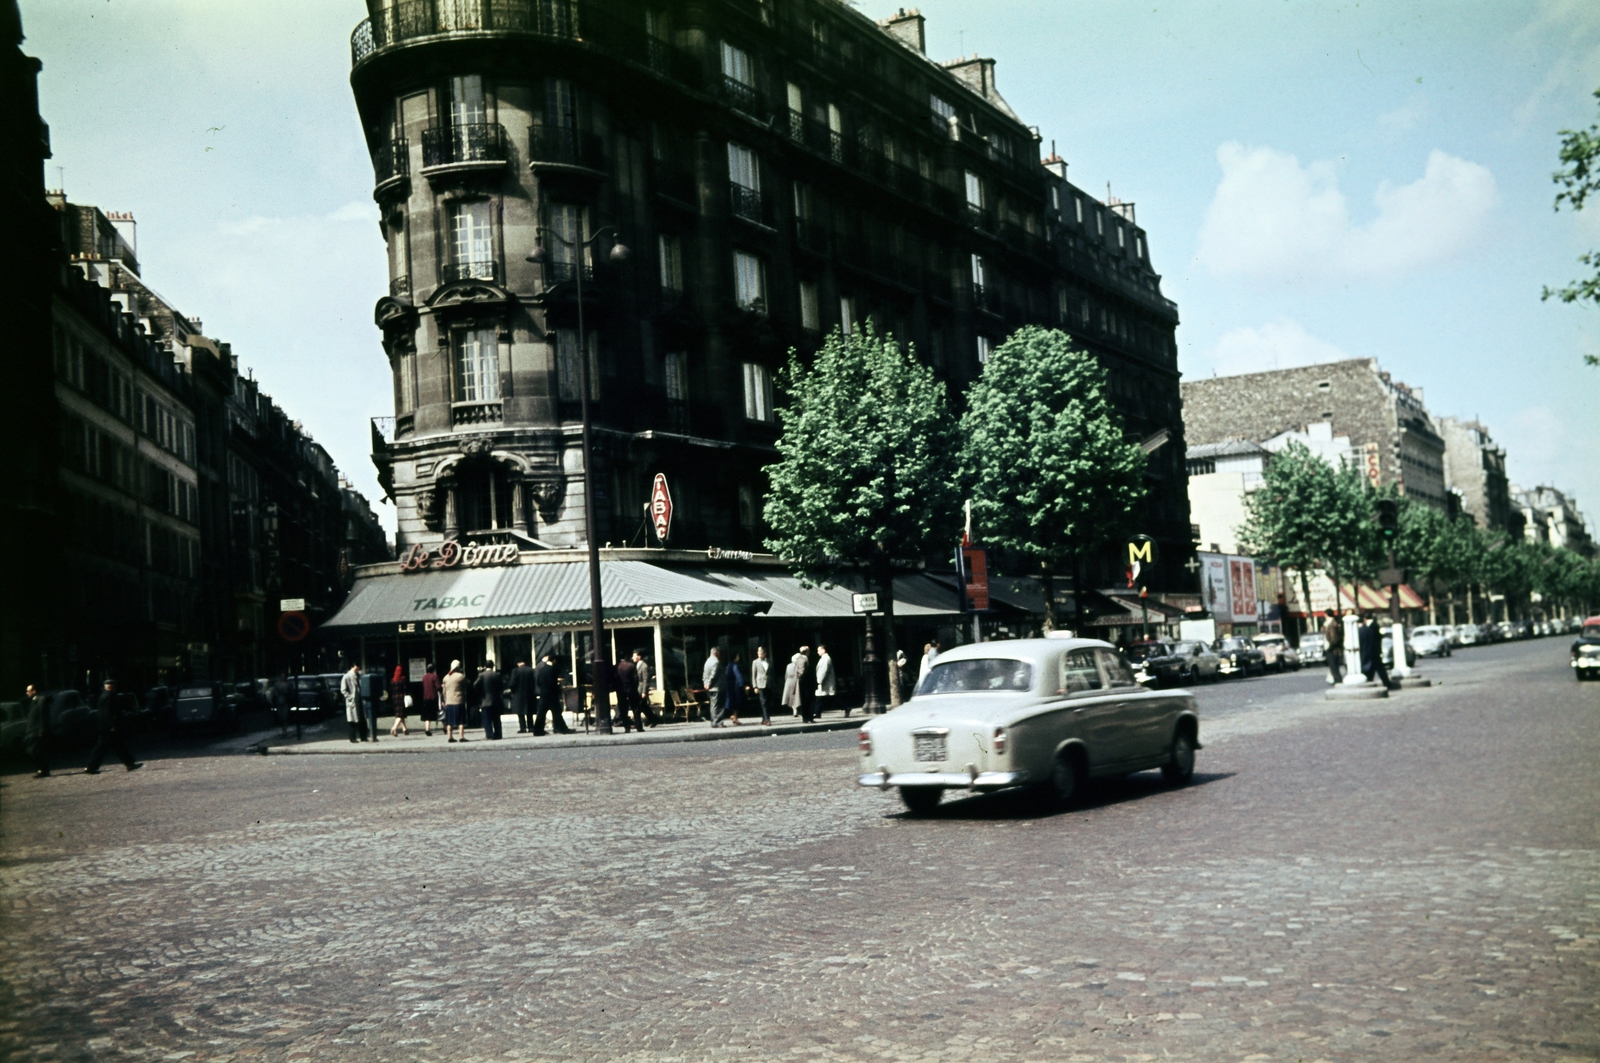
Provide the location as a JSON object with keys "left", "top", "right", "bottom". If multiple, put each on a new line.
{"left": 178, "top": 687, "right": 210, "bottom": 698}
{"left": 1585, "top": 625, "right": 1600, "bottom": 639}
{"left": 916, "top": 658, "right": 1034, "bottom": 695}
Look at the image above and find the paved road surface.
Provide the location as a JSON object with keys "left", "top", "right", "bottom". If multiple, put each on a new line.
{"left": 2, "top": 638, "right": 1595, "bottom": 1062}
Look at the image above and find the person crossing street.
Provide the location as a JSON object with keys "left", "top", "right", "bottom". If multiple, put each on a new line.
{"left": 84, "top": 678, "right": 141, "bottom": 774}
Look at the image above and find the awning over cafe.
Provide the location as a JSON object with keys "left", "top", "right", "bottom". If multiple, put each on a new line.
{"left": 681, "top": 567, "right": 965, "bottom": 618}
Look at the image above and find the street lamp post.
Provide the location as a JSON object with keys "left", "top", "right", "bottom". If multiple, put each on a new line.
{"left": 528, "top": 226, "right": 629, "bottom": 734}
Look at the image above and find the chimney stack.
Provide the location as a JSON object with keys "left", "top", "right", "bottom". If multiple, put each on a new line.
{"left": 879, "top": 7, "right": 926, "bottom": 54}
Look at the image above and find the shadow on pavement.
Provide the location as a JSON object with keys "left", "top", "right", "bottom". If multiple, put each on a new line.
{"left": 899, "top": 771, "right": 1235, "bottom": 821}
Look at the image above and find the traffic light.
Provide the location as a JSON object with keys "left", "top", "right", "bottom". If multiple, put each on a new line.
{"left": 1375, "top": 498, "right": 1398, "bottom": 540}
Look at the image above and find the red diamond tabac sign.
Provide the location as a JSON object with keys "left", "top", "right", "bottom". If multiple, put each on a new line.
{"left": 650, "top": 473, "right": 673, "bottom": 544}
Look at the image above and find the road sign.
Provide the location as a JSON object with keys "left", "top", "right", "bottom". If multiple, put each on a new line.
{"left": 650, "top": 473, "right": 673, "bottom": 543}
{"left": 960, "top": 545, "right": 990, "bottom": 611}
{"left": 1127, "top": 535, "right": 1158, "bottom": 567}
{"left": 279, "top": 598, "right": 306, "bottom": 612}
{"left": 276, "top": 611, "right": 311, "bottom": 643}
{"left": 1379, "top": 567, "right": 1405, "bottom": 586}
{"left": 851, "top": 592, "right": 879, "bottom": 614}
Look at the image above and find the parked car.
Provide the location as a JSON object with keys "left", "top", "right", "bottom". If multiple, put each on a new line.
{"left": 0, "top": 700, "right": 27, "bottom": 755}
{"left": 172, "top": 682, "right": 238, "bottom": 733}
{"left": 1571, "top": 617, "right": 1600, "bottom": 681}
{"left": 1408, "top": 625, "right": 1453, "bottom": 658}
{"left": 1456, "top": 623, "right": 1482, "bottom": 646}
{"left": 1298, "top": 632, "right": 1327, "bottom": 664}
{"left": 1252, "top": 633, "right": 1302, "bottom": 671}
{"left": 46, "top": 689, "right": 97, "bottom": 745}
{"left": 1215, "top": 637, "right": 1267, "bottom": 677}
{"left": 1381, "top": 632, "right": 1419, "bottom": 669}
{"left": 292, "top": 674, "right": 332, "bottom": 719}
{"left": 1124, "top": 640, "right": 1174, "bottom": 685}
{"left": 856, "top": 638, "right": 1200, "bottom": 814}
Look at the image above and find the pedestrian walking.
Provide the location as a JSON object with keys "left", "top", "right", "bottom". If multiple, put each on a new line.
{"left": 476, "top": 659, "right": 506, "bottom": 739}
{"left": 793, "top": 646, "right": 814, "bottom": 722}
{"left": 441, "top": 660, "right": 469, "bottom": 743}
{"left": 751, "top": 646, "right": 772, "bottom": 725}
{"left": 632, "top": 650, "right": 661, "bottom": 727}
{"left": 814, "top": 644, "right": 838, "bottom": 717}
{"left": 919, "top": 639, "right": 940, "bottom": 686}
{"left": 1358, "top": 615, "right": 1394, "bottom": 690}
{"left": 703, "top": 646, "right": 729, "bottom": 727}
{"left": 84, "top": 678, "right": 141, "bottom": 774}
{"left": 786, "top": 647, "right": 809, "bottom": 720}
{"left": 510, "top": 658, "right": 536, "bottom": 733}
{"left": 533, "top": 652, "right": 571, "bottom": 735}
{"left": 1322, "top": 610, "right": 1346, "bottom": 685}
{"left": 23, "top": 683, "right": 51, "bottom": 778}
{"left": 341, "top": 664, "right": 367, "bottom": 743}
{"left": 270, "top": 672, "right": 294, "bottom": 738}
{"left": 420, "top": 662, "right": 440, "bottom": 736}
{"left": 893, "top": 649, "right": 910, "bottom": 703}
{"left": 726, "top": 651, "right": 747, "bottom": 725}
{"left": 388, "top": 659, "right": 409, "bottom": 736}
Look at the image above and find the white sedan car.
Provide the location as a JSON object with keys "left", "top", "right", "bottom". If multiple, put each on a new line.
{"left": 857, "top": 638, "right": 1201, "bottom": 815}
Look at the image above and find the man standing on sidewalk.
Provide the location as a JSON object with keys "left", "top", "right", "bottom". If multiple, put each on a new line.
{"left": 751, "top": 645, "right": 771, "bottom": 725}
{"left": 533, "top": 652, "right": 571, "bottom": 735}
{"left": 477, "top": 660, "right": 507, "bottom": 740}
{"left": 703, "top": 645, "right": 728, "bottom": 727}
{"left": 85, "top": 678, "right": 141, "bottom": 774}
{"left": 510, "top": 658, "right": 536, "bottom": 734}
{"left": 1359, "top": 615, "right": 1395, "bottom": 690}
{"left": 791, "top": 646, "right": 812, "bottom": 722}
{"left": 814, "top": 644, "right": 837, "bottom": 717}
{"left": 632, "top": 650, "right": 660, "bottom": 727}
{"left": 23, "top": 684, "right": 51, "bottom": 778}
{"left": 341, "top": 664, "right": 366, "bottom": 743}
{"left": 1322, "top": 609, "right": 1345, "bottom": 685}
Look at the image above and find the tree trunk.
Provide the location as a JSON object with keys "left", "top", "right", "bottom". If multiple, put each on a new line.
{"left": 1466, "top": 583, "right": 1475, "bottom": 625}
{"left": 1298, "top": 569, "right": 1315, "bottom": 636}
{"left": 1071, "top": 544, "right": 1086, "bottom": 639}
{"left": 1041, "top": 560, "right": 1058, "bottom": 633}
{"left": 876, "top": 554, "right": 902, "bottom": 707}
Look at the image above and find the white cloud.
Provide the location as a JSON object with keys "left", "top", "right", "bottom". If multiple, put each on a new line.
{"left": 1196, "top": 143, "right": 1497, "bottom": 283}
{"left": 1377, "top": 96, "right": 1429, "bottom": 138}
{"left": 1209, "top": 319, "right": 1354, "bottom": 377}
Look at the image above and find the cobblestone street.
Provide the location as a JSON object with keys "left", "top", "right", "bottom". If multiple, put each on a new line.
{"left": 2, "top": 638, "right": 1596, "bottom": 1063}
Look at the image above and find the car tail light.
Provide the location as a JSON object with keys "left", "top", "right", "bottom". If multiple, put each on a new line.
{"left": 992, "top": 726, "right": 1007, "bottom": 755}
{"left": 858, "top": 729, "right": 872, "bottom": 755}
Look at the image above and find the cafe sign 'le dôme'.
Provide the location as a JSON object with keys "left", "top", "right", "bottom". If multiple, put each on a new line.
{"left": 398, "top": 539, "right": 519, "bottom": 573}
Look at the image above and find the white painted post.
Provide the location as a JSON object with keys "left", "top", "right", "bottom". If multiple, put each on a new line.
{"left": 1390, "top": 622, "right": 1412, "bottom": 677}
{"left": 1342, "top": 614, "right": 1366, "bottom": 686}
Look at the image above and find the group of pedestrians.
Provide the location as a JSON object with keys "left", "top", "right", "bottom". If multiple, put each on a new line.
{"left": 1321, "top": 609, "right": 1397, "bottom": 690}
{"left": 21, "top": 677, "right": 143, "bottom": 779}
{"left": 696, "top": 643, "right": 840, "bottom": 727}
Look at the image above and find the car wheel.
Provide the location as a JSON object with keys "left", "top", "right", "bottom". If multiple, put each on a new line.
{"left": 1047, "top": 748, "right": 1084, "bottom": 807}
{"left": 899, "top": 786, "right": 943, "bottom": 815}
{"left": 1162, "top": 731, "right": 1196, "bottom": 786}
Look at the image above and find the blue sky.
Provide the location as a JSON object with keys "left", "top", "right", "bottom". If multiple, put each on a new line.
{"left": 22, "top": 0, "right": 1600, "bottom": 534}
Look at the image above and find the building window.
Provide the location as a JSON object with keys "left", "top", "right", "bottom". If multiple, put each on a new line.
{"left": 1096, "top": 209, "right": 1104, "bottom": 236}
{"left": 450, "top": 74, "right": 486, "bottom": 128}
{"left": 555, "top": 329, "right": 600, "bottom": 403}
{"left": 964, "top": 171, "right": 983, "bottom": 208}
{"left": 728, "top": 142, "right": 759, "bottom": 192}
{"left": 733, "top": 251, "right": 767, "bottom": 311}
{"left": 1050, "top": 185, "right": 1061, "bottom": 213}
{"left": 449, "top": 200, "right": 495, "bottom": 281}
{"left": 799, "top": 280, "right": 820, "bottom": 331}
{"left": 664, "top": 351, "right": 688, "bottom": 402}
{"left": 976, "top": 335, "right": 993, "bottom": 364}
{"left": 1081, "top": 297, "right": 1091, "bottom": 324}
{"left": 547, "top": 201, "right": 584, "bottom": 279}
{"left": 970, "top": 253, "right": 987, "bottom": 290}
{"left": 931, "top": 94, "right": 955, "bottom": 123}
{"left": 657, "top": 233, "right": 683, "bottom": 293}
{"left": 1117, "top": 224, "right": 1125, "bottom": 249}
{"left": 454, "top": 327, "right": 500, "bottom": 403}
{"left": 786, "top": 81, "right": 802, "bottom": 115}
{"left": 721, "top": 41, "right": 753, "bottom": 86}
{"left": 1136, "top": 234, "right": 1145, "bottom": 258}
{"left": 396, "top": 349, "right": 417, "bottom": 415}
{"left": 840, "top": 295, "right": 857, "bottom": 335}
{"left": 742, "top": 362, "right": 774, "bottom": 422}
{"left": 1075, "top": 196, "right": 1084, "bottom": 224}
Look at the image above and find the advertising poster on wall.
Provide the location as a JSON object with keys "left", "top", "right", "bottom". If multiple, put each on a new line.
{"left": 1198, "top": 552, "right": 1231, "bottom": 619}
{"left": 1228, "top": 557, "right": 1258, "bottom": 624}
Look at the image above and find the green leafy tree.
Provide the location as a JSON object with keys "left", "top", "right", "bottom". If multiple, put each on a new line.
{"left": 959, "top": 327, "right": 1147, "bottom": 632}
{"left": 1544, "top": 87, "right": 1600, "bottom": 367}
{"left": 763, "top": 325, "right": 963, "bottom": 691}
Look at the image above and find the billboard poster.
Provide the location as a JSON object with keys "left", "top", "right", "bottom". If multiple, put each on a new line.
{"left": 1228, "top": 557, "right": 1258, "bottom": 623}
{"left": 1198, "top": 552, "right": 1231, "bottom": 619}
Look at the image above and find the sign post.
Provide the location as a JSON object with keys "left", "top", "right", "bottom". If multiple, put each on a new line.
{"left": 1127, "top": 537, "right": 1157, "bottom": 640}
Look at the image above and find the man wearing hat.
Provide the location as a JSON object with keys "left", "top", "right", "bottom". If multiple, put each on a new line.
{"left": 85, "top": 677, "right": 142, "bottom": 774}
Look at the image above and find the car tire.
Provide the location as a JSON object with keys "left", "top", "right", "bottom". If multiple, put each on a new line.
{"left": 899, "top": 786, "right": 943, "bottom": 815}
{"left": 1046, "top": 748, "right": 1084, "bottom": 807}
{"left": 1162, "top": 731, "right": 1196, "bottom": 786}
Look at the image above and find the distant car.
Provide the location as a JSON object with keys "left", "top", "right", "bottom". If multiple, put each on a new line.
{"left": 1298, "top": 632, "right": 1327, "bottom": 664}
{"left": 1572, "top": 617, "right": 1600, "bottom": 681}
{"left": 46, "top": 689, "right": 97, "bottom": 745}
{"left": 0, "top": 700, "right": 27, "bottom": 755}
{"left": 1381, "top": 632, "right": 1419, "bottom": 669}
{"left": 1252, "top": 633, "right": 1301, "bottom": 672}
{"left": 292, "top": 675, "right": 332, "bottom": 718}
{"left": 1456, "top": 624, "right": 1482, "bottom": 646}
{"left": 856, "top": 638, "right": 1201, "bottom": 814}
{"left": 1124, "top": 640, "right": 1176, "bottom": 685}
{"left": 172, "top": 682, "right": 238, "bottom": 733}
{"left": 1215, "top": 637, "right": 1267, "bottom": 677}
{"left": 1408, "top": 625, "right": 1453, "bottom": 658}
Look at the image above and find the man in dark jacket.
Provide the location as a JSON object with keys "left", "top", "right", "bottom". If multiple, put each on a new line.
{"left": 1357, "top": 615, "right": 1394, "bottom": 689}
{"left": 614, "top": 655, "right": 640, "bottom": 732}
{"left": 271, "top": 673, "right": 294, "bottom": 738}
{"left": 477, "top": 660, "right": 506, "bottom": 740}
{"left": 23, "top": 684, "right": 51, "bottom": 778}
{"left": 632, "top": 650, "right": 661, "bottom": 727}
{"left": 85, "top": 678, "right": 142, "bottom": 774}
{"left": 510, "top": 658, "right": 537, "bottom": 733}
{"left": 532, "top": 653, "right": 571, "bottom": 735}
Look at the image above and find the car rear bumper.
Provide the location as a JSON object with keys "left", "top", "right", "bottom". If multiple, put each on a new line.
{"left": 1574, "top": 658, "right": 1600, "bottom": 670}
{"left": 858, "top": 770, "right": 1025, "bottom": 791}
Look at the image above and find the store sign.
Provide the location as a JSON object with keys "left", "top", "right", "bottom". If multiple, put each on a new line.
{"left": 398, "top": 539, "right": 519, "bottom": 573}
{"left": 852, "top": 592, "right": 879, "bottom": 614}
{"left": 1363, "top": 441, "right": 1382, "bottom": 487}
{"left": 639, "top": 603, "right": 697, "bottom": 619}
{"left": 395, "top": 619, "right": 472, "bottom": 634}
{"left": 651, "top": 474, "right": 673, "bottom": 543}
{"left": 707, "top": 547, "right": 752, "bottom": 561}
{"left": 959, "top": 545, "right": 990, "bottom": 611}
{"left": 279, "top": 597, "right": 306, "bottom": 612}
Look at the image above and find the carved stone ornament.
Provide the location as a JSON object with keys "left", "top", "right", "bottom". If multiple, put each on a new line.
{"left": 528, "top": 478, "right": 566, "bottom": 523}
{"left": 414, "top": 488, "right": 441, "bottom": 532}
{"left": 374, "top": 295, "right": 417, "bottom": 330}
{"left": 426, "top": 280, "right": 513, "bottom": 312}
{"left": 460, "top": 438, "right": 493, "bottom": 457}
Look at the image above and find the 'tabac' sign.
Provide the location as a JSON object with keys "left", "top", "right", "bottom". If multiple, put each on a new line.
{"left": 651, "top": 473, "right": 673, "bottom": 543}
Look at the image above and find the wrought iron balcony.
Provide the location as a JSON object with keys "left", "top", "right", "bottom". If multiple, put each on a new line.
{"left": 720, "top": 76, "right": 766, "bottom": 120}
{"left": 352, "top": 0, "right": 580, "bottom": 66}
{"left": 729, "top": 182, "right": 765, "bottom": 225}
{"left": 420, "top": 122, "right": 509, "bottom": 171}
{"left": 540, "top": 260, "right": 595, "bottom": 286}
{"left": 452, "top": 401, "right": 503, "bottom": 427}
{"left": 527, "top": 125, "right": 605, "bottom": 171}
{"left": 441, "top": 260, "right": 502, "bottom": 284}
{"left": 373, "top": 137, "right": 409, "bottom": 190}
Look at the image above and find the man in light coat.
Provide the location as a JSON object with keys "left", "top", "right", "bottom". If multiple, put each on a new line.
{"left": 919, "top": 640, "right": 940, "bottom": 685}
{"left": 632, "top": 650, "right": 661, "bottom": 727}
{"left": 341, "top": 664, "right": 366, "bottom": 743}
{"left": 788, "top": 647, "right": 811, "bottom": 721}
{"left": 703, "top": 646, "right": 728, "bottom": 727}
{"left": 751, "top": 646, "right": 771, "bottom": 725}
{"left": 814, "top": 644, "right": 837, "bottom": 717}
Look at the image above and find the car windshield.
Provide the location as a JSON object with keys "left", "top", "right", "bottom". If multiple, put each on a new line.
{"left": 1172, "top": 641, "right": 1206, "bottom": 654}
{"left": 178, "top": 687, "right": 210, "bottom": 698}
{"left": 1125, "top": 643, "right": 1170, "bottom": 661}
{"left": 916, "top": 658, "right": 1034, "bottom": 695}
{"left": 1219, "top": 639, "right": 1249, "bottom": 651}
{"left": 1584, "top": 624, "right": 1600, "bottom": 639}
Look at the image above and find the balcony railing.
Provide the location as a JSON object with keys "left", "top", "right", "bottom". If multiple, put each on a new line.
{"left": 729, "top": 182, "right": 765, "bottom": 224}
{"left": 441, "top": 260, "right": 502, "bottom": 284}
{"left": 452, "top": 401, "right": 503, "bottom": 426}
{"left": 352, "top": 0, "right": 581, "bottom": 66}
{"left": 972, "top": 283, "right": 1000, "bottom": 316}
{"left": 720, "top": 76, "right": 765, "bottom": 119}
{"left": 528, "top": 125, "right": 605, "bottom": 170}
{"left": 794, "top": 217, "right": 829, "bottom": 255}
{"left": 541, "top": 260, "right": 595, "bottom": 285}
{"left": 373, "top": 137, "right": 409, "bottom": 188}
{"left": 420, "top": 122, "right": 509, "bottom": 169}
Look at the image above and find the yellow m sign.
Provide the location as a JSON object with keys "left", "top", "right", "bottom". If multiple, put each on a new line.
{"left": 1127, "top": 538, "right": 1156, "bottom": 566}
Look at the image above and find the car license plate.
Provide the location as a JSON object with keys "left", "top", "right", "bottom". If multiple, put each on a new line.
{"left": 913, "top": 734, "right": 947, "bottom": 763}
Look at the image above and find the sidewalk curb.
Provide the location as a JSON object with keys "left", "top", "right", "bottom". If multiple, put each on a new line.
{"left": 250, "top": 716, "right": 863, "bottom": 755}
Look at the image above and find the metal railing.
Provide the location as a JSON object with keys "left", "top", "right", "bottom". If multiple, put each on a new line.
{"left": 352, "top": 0, "right": 581, "bottom": 66}
{"left": 720, "top": 76, "right": 765, "bottom": 119}
{"left": 541, "top": 261, "right": 595, "bottom": 285}
{"left": 373, "top": 137, "right": 409, "bottom": 186}
{"left": 420, "top": 122, "right": 509, "bottom": 168}
{"left": 527, "top": 125, "right": 605, "bottom": 170}
{"left": 729, "top": 182, "right": 764, "bottom": 224}
{"left": 452, "top": 401, "right": 503, "bottom": 426}
{"left": 441, "top": 260, "right": 502, "bottom": 284}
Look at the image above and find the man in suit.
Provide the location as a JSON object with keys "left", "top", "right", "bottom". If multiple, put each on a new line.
{"left": 632, "top": 650, "right": 660, "bottom": 727}
{"left": 477, "top": 659, "right": 506, "bottom": 739}
{"left": 751, "top": 646, "right": 771, "bottom": 725}
{"left": 23, "top": 683, "right": 51, "bottom": 778}
{"left": 510, "top": 658, "right": 537, "bottom": 733}
{"left": 614, "top": 655, "right": 640, "bottom": 732}
{"left": 341, "top": 664, "right": 366, "bottom": 742}
{"left": 1358, "top": 614, "right": 1394, "bottom": 690}
{"left": 85, "top": 678, "right": 142, "bottom": 774}
{"left": 533, "top": 653, "right": 572, "bottom": 735}
{"left": 703, "top": 646, "right": 728, "bottom": 727}
{"left": 814, "top": 644, "right": 838, "bottom": 717}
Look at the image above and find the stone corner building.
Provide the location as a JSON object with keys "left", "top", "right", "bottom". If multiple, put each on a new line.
{"left": 1181, "top": 358, "right": 1447, "bottom": 510}
{"left": 349, "top": 0, "right": 1190, "bottom": 592}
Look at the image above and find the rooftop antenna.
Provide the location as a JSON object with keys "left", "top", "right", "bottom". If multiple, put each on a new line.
{"left": 52, "top": 165, "right": 65, "bottom": 190}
